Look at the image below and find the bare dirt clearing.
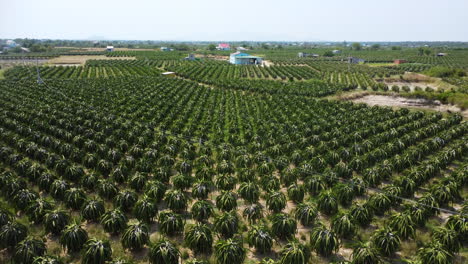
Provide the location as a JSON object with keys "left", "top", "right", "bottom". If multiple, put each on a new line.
{"left": 47, "top": 55, "right": 136, "bottom": 65}
{"left": 350, "top": 94, "right": 468, "bottom": 118}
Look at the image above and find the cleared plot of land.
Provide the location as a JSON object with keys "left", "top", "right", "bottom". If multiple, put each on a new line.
{"left": 350, "top": 94, "right": 468, "bottom": 118}
{"left": 47, "top": 55, "right": 136, "bottom": 65}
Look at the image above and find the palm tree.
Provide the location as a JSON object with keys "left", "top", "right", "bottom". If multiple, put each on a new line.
{"left": 238, "top": 182, "right": 260, "bottom": 203}
{"left": 271, "top": 213, "right": 297, "bottom": 240}
{"left": 279, "top": 240, "right": 310, "bottom": 264}
{"left": 432, "top": 227, "right": 461, "bottom": 253}
{"left": 0, "top": 221, "right": 28, "bottom": 249}
{"left": 81, "top": 199, "right": 105, "bottom": 222}
{"left": 214, "top": 211, "right": 239, "bottom": 238}
{"left": 417, "top": 241, "right": 454, "bottom": 264}
{"left": 114, "top": 190, "right": 138, "bottom": 212}
{"left": 158, "top": 211, "right": 184, "bottom": 236}
{"left": 13, "top": 237, "right": 46, "bottom": 264}
{"left": 32, "top": 255, "right": 63, "bottom": 264}
{"left": 214, "top": 238, "right": 246, "bottom": 264}
{"left": 446, "top": 215, "right": 468, "bottom": 242}
{"left": 149, "top": 240, "right": 180, "bottom": 264}
{"left": 164, "top": 190, "right": 188, "bottom": 212}
{"left": 216, "top": 191, "right": 237, "bottom": 211}
{"left": 334, "top": 183, "right": 355, "bottom": 206}
{"left": 310, "top": 225, "right": 339, "bottom": 257}
{"left": 191, "top": 200, "right": 214, "bottom": 222}
{"left": 64, "top": 187, "right": 87, "bottom": 210}
{"left": 242, "top": 203, "right": 264, "bottom": 223}
{"left": 133, "top": 196, "right": 158, "bottom": 222}
{"left": 60, "top": 223, "right": 88, "bottom": 253}
{"left": 351, "top": 242, "right": 381, "bottom": 264}
{"left": 266, "top": 191, "right": 287, "bottom": 213}
{"left": 331, "top": 213, "right": 356, "bottom": 239}
{"left": 44, "top": 210, "right": 70, "bottom": 235}
{"left": 287, "top": 183, "right": 305, "bottom": 203}
{"left": 247, "top": 225, "right": 273, "bottom": 254}
{"left": 371, "top": 227, "right": 400, "bottom": 256}
{"left": 294, "top": 203, "right": 317, "bottom": 226}
{"left": 388, "top": 212, "right": 415, "bottom": 240}
{"left": 121, "top": 222, "right": 149, "bottom": 251}
{"left": 82, "top": 238, "right": 112, "bottom": 264}
{"left": 317, "top": 190, "right": 338, "bottom": 215}
{"left": 184, "top": 223, "right": 213, "bottom": 254}
{"left": 100, "top": 209, "right": 128, "bottom": 234}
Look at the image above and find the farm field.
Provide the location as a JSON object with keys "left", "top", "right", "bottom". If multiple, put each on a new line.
{"left": 0, "top": 45, "right": 467, "bottom": 264}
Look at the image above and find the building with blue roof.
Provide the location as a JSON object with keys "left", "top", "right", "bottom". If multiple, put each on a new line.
{"left": 229, "top": 52, "right": 263, "bottom": 65}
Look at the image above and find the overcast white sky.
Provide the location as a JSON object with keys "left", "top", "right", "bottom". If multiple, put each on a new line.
{"left": 1, "top": 0, "right": 467, "bottom": 41}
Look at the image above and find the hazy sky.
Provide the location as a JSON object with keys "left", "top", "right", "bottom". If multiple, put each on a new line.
{"left": 1, "top": 0, "right": 467, "bottom": 41}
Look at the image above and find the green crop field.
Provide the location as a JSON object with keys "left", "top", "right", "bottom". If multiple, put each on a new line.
{"left": 0, "top": 44, "right": 467, "bottom": 264}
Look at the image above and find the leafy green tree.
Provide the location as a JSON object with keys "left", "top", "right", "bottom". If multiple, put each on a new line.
{"left": 371, "top": 228, "right": 400, "bottom": 256}
{"left": 81, "top": 199, "right": 105, "bottom": 222}
{"left": 133, "top": 196, "right": 158, "bottom": 222}
{"left": 60, "top": 223, "right": 88, "bottom": 253}
{"left": 271, "top": 213, "right": 297, "bottom": 240}
{"left": 294, "top": 203, "right": 317, "bottom": 226}
{"left": 149, "top": 240, "right": 180, "bottom": 264}
{"left": 352, "top": 43, "right": 362, "bottom": 51}
{"left": 158, "top": 211, "right": 184, "bottom": 236}
{"left": 208, "top": 44, "right": 216, "bottom": 51}
{"left": 0, "top": 221, "right": 28, "bottom": 249}
{"left": 266, "top": 191, "right": 286, "bottom": 213}
{"left": 121, "top": 222, "right": 149, "bottom": 251}
{"left": 14, "top": 237, "right": 46, "bottom": 264}
{"left": 247, "top": 225, "right": 273, "bottom": 253}
{"left": 100, "top": 209, "right": 128, "bottom": 234}
{"left": 82, "top": 238, "right": 112, "bottom": 264}
{"left": 310, "top": 225, "right": 339, "bottom": 257}
{"left": 351, "top": 242, "right": 381, "bottom": 264}
{"left": 216, "top": 191, "right": 237, "bottom": 211}
{"left": 242, "top": 203, "right": 264, "bottom": 223}
{"left": 214, "top": 211, "right": 239, "bottom": 238}
{"left": 184, "top": 223, "right": 213, "bottom": 254}
{"left": 214, "top": 238, "right": 246, "bottom": 264}
{"left": 279, "top": 240, "right": 310, "bottom": 264}
{"left": 44, "top": 210, "right": 70, "bottom": 235}
{"left": 191, "top": 200, "right": 214, "bottom": 222}
{"left": 417, "top": 242, "right": 454, "bottom": 264}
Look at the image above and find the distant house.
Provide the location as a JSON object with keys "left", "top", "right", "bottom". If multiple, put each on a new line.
{"left": 6, "top": 40, "right": 17, "bottom": 48}
{"left": 229, "top": 52, "right": 263, "bottom": 65}
{"left": 298, "top": 52, "right": 319, "bottom": 58}
{"left": 20, "top": 47, "right": 30, "bottom": 53}
{"left": 236, "top": 46, "right": 249, "bottom": 51}
{"left": 216, "top": 43, "right": 231, "bottom": 51}
{"left": 161, "top": 47, "right": 173, "bottom": 51}
{"left": 184, "top": 54, "right": 196, "bottom": 61}
{"left": 332, "top": 50, "right": 341, "bottom": 54}
{"left": 162, "top": 72, "right": 176, "bottom": 77}
{"left": 394, "top": 59, "right": 407, "bottom": 65}
{"left": 437, "top": 53, "right": 447, "bottom": 57}
{"left": 347, "top": 57, "right": 365, "bottom": 64}
{"left": 106, "top": 46, "right": 114, "bottom": 52}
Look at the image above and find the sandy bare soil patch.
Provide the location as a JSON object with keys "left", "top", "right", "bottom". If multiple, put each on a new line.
{"left": 351, "top": 95, "right": 468, "bottom": 118}
{"left": 47, "top": 55, "right": 136, "bottom": 65}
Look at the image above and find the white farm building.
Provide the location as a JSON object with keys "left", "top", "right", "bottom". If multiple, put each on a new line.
{"left": 229, "top": 52, "right": 263, "bottom": 65}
